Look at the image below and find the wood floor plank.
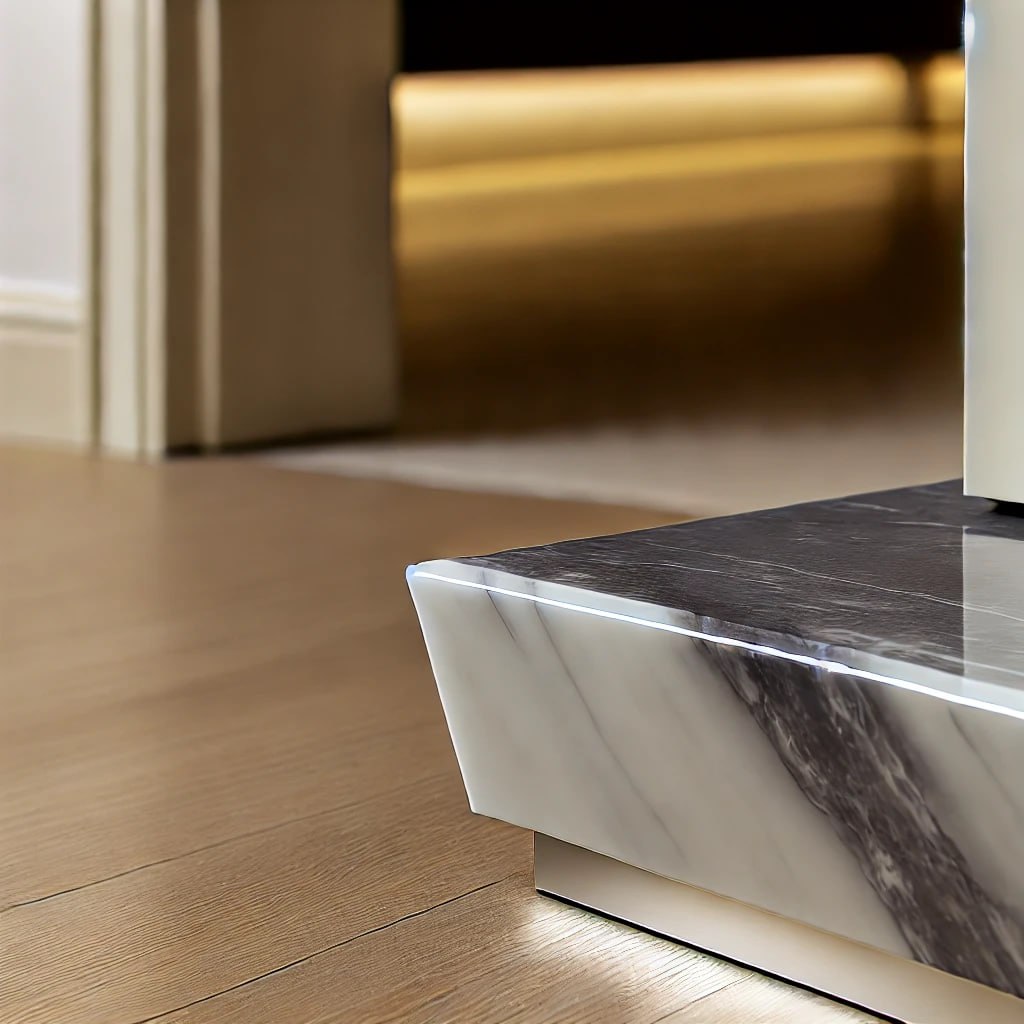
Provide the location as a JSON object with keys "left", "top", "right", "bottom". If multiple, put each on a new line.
{"left": 158, "top": 874, "right": 872, "bottom": 1024}
{"left": 1, "top": 625, "right": 452, "bottom": 906}
{"left": 161, "top": 874, "right": 738, "bottom": 1024}
{"left": 1, "top": 774, "right": 529, "bottom": 1024}
{"left": 1, "top": 448, "right": 877, "bottom": 1023}
{"left": 0, "top": 451, "right": 671, "bottom": 906}
{"left": 659, "top": 979, "right": 877, "bottom": 1023}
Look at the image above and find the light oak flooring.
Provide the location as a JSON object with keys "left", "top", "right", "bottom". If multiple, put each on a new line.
{"left": 1, "top": 448, "right": 879, "bottom": 1023}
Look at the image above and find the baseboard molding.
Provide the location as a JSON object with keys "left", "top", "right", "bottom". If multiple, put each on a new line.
{"left": 0, "top": 289, "right": 90, "bottom": 446}
{"left": 0, "top": 286, "right": 81, "bottom": 329}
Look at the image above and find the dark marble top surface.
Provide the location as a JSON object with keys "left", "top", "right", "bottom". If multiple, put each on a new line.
{"left": 458, "top": 481, "right": 1024, "bottom": 692}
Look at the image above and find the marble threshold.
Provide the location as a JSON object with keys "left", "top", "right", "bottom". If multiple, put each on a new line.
{"left": 407, "top": 481, "right": 1024, "bottom": 1022}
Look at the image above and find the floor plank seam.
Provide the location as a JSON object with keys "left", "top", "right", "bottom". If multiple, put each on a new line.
{"left": 125, "top": 873, "right": 518, "bottom": 1024}
{"left": 1, "top": 773, "right": 448, "bottom": 914}
{"left": 647, "top": 977, "right": 745, "bottom": 1024}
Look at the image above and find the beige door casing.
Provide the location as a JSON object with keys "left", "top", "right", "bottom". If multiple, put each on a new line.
{"left": 2, "top": 0, "right": 397, "bottom": 456}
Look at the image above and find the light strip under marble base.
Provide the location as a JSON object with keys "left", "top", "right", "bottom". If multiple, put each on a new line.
{"left": 535, "top": 834, "right": 1023, "bottom": 1024}
{"left": 408, "top": 481, "right": 1024, "bottom": 1016}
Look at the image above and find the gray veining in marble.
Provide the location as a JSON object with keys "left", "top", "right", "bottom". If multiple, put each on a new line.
{"left": 407, "top": 481, "right": 1024, "bottom": 1003}
{"left": 458, "top": 480, "right": 1024, "bottom": 694}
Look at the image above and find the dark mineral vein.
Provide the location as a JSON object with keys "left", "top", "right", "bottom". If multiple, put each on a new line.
{"left": 698, "top": 633, "right": 1024, "bottom": 998}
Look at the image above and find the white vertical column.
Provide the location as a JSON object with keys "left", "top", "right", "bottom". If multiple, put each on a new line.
{"left": 965, "top": 0, "right": 1024, "bottom": 502}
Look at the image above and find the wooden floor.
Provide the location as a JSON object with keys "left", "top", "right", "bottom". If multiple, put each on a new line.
{"left": 1, "top": 448, "right": 878, "bottom": 1023}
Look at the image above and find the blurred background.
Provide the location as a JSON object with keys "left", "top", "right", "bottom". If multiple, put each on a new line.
{"left": 279, "top": 1, "right": 967, "bottom": 515}
{"left": 2, "top": 0, "right": 967, "bottom": 517}
{"left": 0, "top": 8, "right": 978, "bottom": 1020}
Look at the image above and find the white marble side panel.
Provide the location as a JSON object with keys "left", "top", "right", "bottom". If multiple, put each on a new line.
{"left": 410, "top": 559, "right": 1024, "bottom": 998}
{"left": 409, "top": 565, "right": 910, "bottom": 958}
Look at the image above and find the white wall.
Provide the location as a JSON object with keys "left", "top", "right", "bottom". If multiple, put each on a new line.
{"left": 0, "top": 0, "right": 87, "bottom": 297}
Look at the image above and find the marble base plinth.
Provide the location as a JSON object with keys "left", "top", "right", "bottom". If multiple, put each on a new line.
{"left": 408, "top": 481, "right": 1024, "bottom": 1018}
{"left": 535, "top": 834, "right": 1023, "bottom": 1024}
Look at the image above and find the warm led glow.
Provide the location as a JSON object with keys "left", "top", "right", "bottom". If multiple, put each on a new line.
{"left": 395, "top": 54, "right": 964, "bottom": 264}
{"left": 394, "top": 55, "right": 964, "bottom": 172}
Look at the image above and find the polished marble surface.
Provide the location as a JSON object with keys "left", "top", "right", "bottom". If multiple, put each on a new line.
{"left": 458, "top": 480, "right": 1024, "bottom": 694}
{"left": 409, "top": 481, "right": 1024, "bottom": 1003}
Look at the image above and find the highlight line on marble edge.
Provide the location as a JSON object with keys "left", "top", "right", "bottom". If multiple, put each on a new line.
{"left": 408, "top": 566, "right": 1024, "bottom": 724}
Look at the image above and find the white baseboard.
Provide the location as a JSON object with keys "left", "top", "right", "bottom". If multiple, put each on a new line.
{"left": 0, "top": 284, "right": 81, "bottom": 328}
{"left": 0, "top": 288, "right": 90, "bottom": 447}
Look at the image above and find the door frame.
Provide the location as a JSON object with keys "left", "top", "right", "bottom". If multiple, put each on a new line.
{"left": 1, "top": 0, "right": 398, "bottom": 456}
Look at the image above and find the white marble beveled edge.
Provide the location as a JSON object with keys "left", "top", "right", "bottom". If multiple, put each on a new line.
{"left": 407, "top": 559, "right": 1024, "bottom": 720}
{"left": 535, "top": 834, "right": 1024, "bottom": 1024}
